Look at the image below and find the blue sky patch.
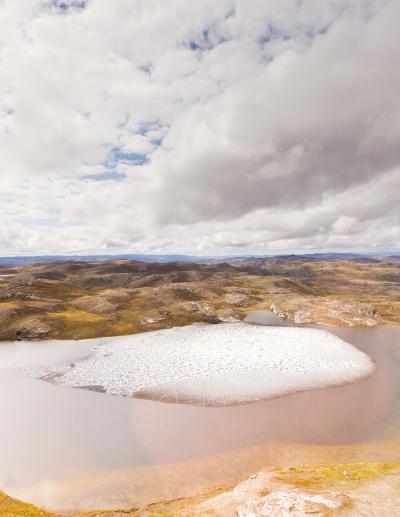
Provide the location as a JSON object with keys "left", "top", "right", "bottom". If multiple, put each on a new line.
{"left": 81, "top": 171, "right": 127, "bottom": 182}
{"left": 46, "top": 0, "right": 87, "bottom": 12}
{"left": 109, "top": 148, "right": 149, "bottom": 166}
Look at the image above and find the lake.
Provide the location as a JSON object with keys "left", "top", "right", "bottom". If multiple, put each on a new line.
{"left": 1, "top": 312, "right": 400, "bottom": 512}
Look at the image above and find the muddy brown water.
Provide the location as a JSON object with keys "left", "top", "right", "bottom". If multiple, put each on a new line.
{"left": 1, "top": 312, "right": 400, "bottom": 512}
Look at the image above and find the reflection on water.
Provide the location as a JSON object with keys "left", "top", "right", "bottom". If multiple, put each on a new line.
{"left": 1, "top": 313, "right": 400, "bottom": 511}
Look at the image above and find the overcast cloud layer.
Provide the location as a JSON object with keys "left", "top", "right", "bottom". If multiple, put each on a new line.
{"left": 0, "top": 0, "right": 399, "bottom": 255}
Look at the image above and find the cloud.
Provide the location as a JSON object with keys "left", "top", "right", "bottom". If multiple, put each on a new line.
{"left": 0, "top": 0, "right": 399, "bottom": 254}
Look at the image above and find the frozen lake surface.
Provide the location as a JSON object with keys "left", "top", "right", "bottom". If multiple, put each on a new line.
{"left": 22, "top": 322, "right": 375, "bottom": 406}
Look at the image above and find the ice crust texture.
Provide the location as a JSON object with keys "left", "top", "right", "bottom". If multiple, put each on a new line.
{"left": 24, "top": 323, "right": 376, "bottom": 406}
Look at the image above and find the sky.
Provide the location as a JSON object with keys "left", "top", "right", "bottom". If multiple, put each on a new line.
{"left": 0, "top": 0, "right": 399, "bottom": 256}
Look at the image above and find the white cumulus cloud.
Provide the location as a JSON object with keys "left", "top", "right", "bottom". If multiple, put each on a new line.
{"left": 0, "top": 0, "right": 399, "bottom": 255}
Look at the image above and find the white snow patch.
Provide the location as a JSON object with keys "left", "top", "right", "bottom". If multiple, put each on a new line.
{"left": 22, "top": 323, "right": 376, "bottom": 406}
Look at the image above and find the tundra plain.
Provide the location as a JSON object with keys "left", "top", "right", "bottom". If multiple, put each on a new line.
{"left": 0, "top": 256, "right": 399, "bottom": 342}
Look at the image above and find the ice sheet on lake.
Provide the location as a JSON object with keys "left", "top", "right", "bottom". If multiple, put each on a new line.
{"left": 22, "top": 322, "right": 376, "bottom": 406}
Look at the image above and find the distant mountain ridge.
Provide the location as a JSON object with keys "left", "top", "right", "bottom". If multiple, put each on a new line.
{"left": 0, "top": 252, "right": 393, "bottom": 266}
{"left": 0, "top": 254, "right": 207, "bottom": 266}
{"left": 0, "top": 251, "right": 397, "bottom": 266}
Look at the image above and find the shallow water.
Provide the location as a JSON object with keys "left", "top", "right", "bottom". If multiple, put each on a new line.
{"left": 1, "top": 313, "right": 400, "bottom": 511}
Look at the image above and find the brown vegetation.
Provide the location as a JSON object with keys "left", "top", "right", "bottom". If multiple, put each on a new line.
{"left": 0, "top": 257, "right": 399, "bottom": 340}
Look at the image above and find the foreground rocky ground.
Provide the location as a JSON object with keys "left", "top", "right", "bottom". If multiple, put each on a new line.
{"left": 0, "top": 255, "right": 399, "bottom": 340}
{"left": 2, "top": 463, "right": 400, "bottom": 516}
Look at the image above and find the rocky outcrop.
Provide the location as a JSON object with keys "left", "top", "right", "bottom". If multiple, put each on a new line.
{"left": 192, "top": 464, "right": 400, "bottom": 516}
{"left": 14, "top": 317, "right": 54, "bottom": 339}
{"left": 270, "top": 296, "right": 382, "bottom": 327}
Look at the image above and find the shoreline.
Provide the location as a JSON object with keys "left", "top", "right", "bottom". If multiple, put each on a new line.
{"left": 3, "top": 461, "right": 400, "bottom": 516}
